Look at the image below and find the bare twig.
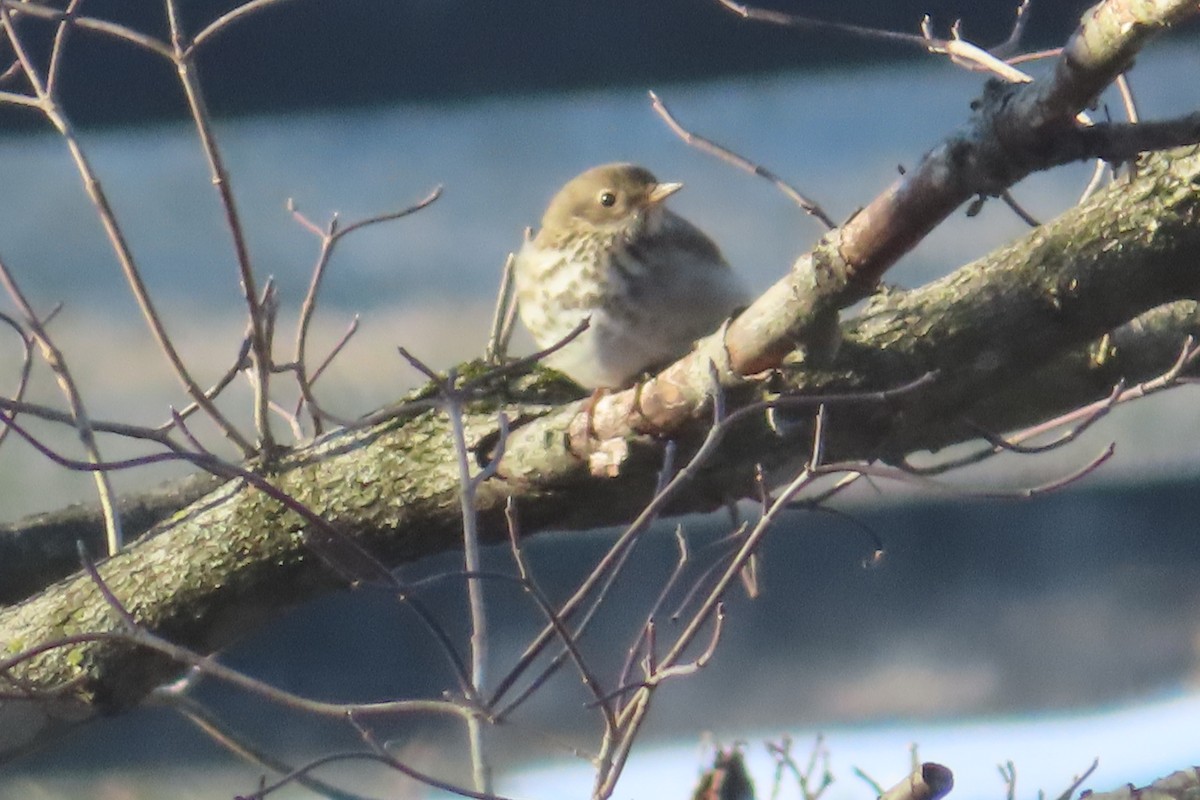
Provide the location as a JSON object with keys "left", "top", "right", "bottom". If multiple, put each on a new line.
{"left": 999, "top": 760, "right": 1017, "bottom": 800}
{"left": 45, "top": 0, "right": 82, "bottom": 97}
{"left": 0, "top": 255, "right": 123, "bottom": 553}
{"left": 236, "top": 750, "right": 515, "bottom": 800}
{"left": 0, "top": 1, "right": 175, "bottom": 59}
{"left": 0, "top": 310, "right": 34, "bottom": 452}
{"left": 158, "top": 334, "right": 252, "bottom": 433}
{"left": 768, "top": 735, "right": 833, "bottom": 800}
{"left": 616, "top": 523, "right": 692, "bottom": 694}
{"left": 158, "top": 692, "right": 373, "bottom": 800}
{"left": 1115, "top": 73, "right": 1140, "bottom": 125}
{"left": 492, "top": 372, "right": 934, "bottom": 719}
{"left": 999, "top": 190, "right": 1041, "bottom": 226}
{"left": 166, "top": 0, "right": 275, "bottom": 454}
{"left": 862, "top": 443, "right": 1116, "bottom": 499}
{"left": 486, "top": 251, "right": 518, "bottom": 363}
{"left": 505, "top": 499, "right": 617, "bottom": 733}
{"left": 649, "top": 90, "right": 835, "bottom": 229}
{"left": 0, "top": 4, "right": 256, "bottom": 456}
{"left": 0, "top": 627, "right": 466, "bottom": 723}
{"left": 910, "top": 337, "right": 1200, "bottom": 476}
{"left": 990, "top": 0, "right": 1033, "bottom": 60}
{"left": 594, "top": 445, "right": 830, "bottom": 797}
{"left": 715, "top": 0, "right": 932, "bottom": 49}
{"left": 188, "top": 0, "right": 297, "bottom": 54}
{"left": 395, "top": 349, "right": 498, "bottom": 796}
{"left": 1051, "top": 758, "right": 1100, "bottom": 800}
{"left": 290, "top": 188, "right": 442, "bottom": 433}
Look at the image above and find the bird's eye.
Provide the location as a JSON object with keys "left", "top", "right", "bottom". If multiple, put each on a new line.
{"left": 599, "top": 191, "right": 617, "bottom": 208}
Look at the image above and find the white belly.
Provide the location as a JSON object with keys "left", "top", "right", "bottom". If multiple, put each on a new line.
{"left": 513, "top": 235, "right": 750, "bottom": 388}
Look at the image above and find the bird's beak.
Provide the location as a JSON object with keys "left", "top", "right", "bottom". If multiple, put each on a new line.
{"left": 647, "top": 181, "right": 683, "bottom": 204}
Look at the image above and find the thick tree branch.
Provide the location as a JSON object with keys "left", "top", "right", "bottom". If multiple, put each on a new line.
{"left": 553, "top": 0, "right": 1200, "bottom": 453}
{"left": 1, "top": 0, "right": 1198, "bottom": 769}
{"left": 0, "top": 472, "right": 223, "bottom": 605}
{"left": 1, "top": 140, "right": 1198, "bottom": 762}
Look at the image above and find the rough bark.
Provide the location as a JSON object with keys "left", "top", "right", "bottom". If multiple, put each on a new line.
{"left": 0, "top": 471, "right": 222, "bottom": 605}
{"left": 0, "top": 142, "right": 1198, "bottom": 762}
{"left": 1, "top": 0, "right": 1199, "bottom": 769}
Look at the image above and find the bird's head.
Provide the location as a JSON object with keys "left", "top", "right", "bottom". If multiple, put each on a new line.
{"left": 541, "top": 163, "right": 682, "bottom": 235}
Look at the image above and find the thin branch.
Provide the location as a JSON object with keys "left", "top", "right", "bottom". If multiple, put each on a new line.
{"left": 290, "top": 187, "right": 441, "bottom": 433}
{"left": 237, "top": 750, "right": 514, "bottom": 800}
{"left": 920, "top": 14, "right": 1043, "bottom": 84}
{"left": 0, "top": 1, "right": 174, "bottom": 59}
{"left": 0, "top": 395, "right": 177, "bottom": 447}
{"left": 0, "top": 6, "right": 256, "bottom": 455}
{"left": 594, "top": 458, "right": 826, "bottom": 796}
{"left": 167, "top": 0, "right": 275, "bottom": 453}
{"left": 967, "top": 380, "right": 1124, "bottom": 455}
{"left": 999, "top": 190, "right": 1041, "bottom": 227}
{"left": 288, "top": 315, "right": 361, "bottom": 432}
{"left": 0, "top": 255, "right": 124, "bottom": 553}
{"left": 1051, "top": 759, "right": 1099, "bottom": 800}
{"left": 0, "top": 626, "right": 466, "bottom": 722}
{"left": 868, "top": 444, "right": 1117, "bottom": 499}
{"left": 486, "top": 252, "right": 518, "bottom": 363}
{"left": 1115, "top": 73, "right": 1140, "bottom": 125}
{"left": 158, "top": 692, "right": 375, "bottom": 800}
{"left": 45, "top": 0, "right": 82, "bottom": 96}
{"left": 910, "top": 337, "right": 1200, "bottom": 475}
{"left": 0, "top": 310, "right": 34, "bottom": 452}
{"left": 189, "top": 0, "right": 298, "bottom": 54}
{"left": 0, "top": 87, "right": 39, "bottom": 107}
{"left": 617, "top": 523, "right": 692, "bottom": 693}
{"left": 395, "top": 349, "right": 499, "bottom": 795}
{"left": 649, "top": 90, "right": 835, "bottom": 229}
{"left": 490, "top": 372, "right": 934, "bottom": 713}
{"left": 449, "top": 386, "right": 495, "bottom": 795}
{"left": 158, "top": 334, "right": 252, "bottom": 433}
{"left": 990, "top": 0, "right": 1033, "bottom": 60}
{"left": 504, "top": 499, "right": 616, "bottom": 733}
{"left": 714, "top": 0, "right": 933, "bottom": 49}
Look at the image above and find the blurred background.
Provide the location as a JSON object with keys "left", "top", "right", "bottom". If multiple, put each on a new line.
{"left": 1, "top": 0, "right": 1199, "bottom": 797}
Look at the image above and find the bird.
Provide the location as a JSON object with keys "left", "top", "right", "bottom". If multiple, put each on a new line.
{"left": 513, "top": 163, "right": 751, "bottom": 389}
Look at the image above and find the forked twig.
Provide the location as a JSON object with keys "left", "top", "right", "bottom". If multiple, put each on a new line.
{"left": 872, "top": 444, "right": 1116, "bottom": 498}
{"left": 394, "top": 348, "right": 500, "bottom": 795}
{"left": 768, "top": 734, "right": 834, "bottom": 800}
{"left": 238, "top": 750, "right": 514, "bottom": 800}
{"left": 159, "top": 692, "right": 373, "bottom": 800}
{"left": 0, "top": 255, "right": 123, "bottom": 553}
{"left": 990, "top": 0, "right": 1033, "bottom": 60}
{"left": 505, "top": 499, "right": 617, "bottom": 733}
{"left": 0, "top": 3, "right": 257, "bottom": 456}
{"left": 910, "top": 337, "right": 1200, "bottom": 475}
{"left": 290, "top": 188, "right": 442, "bottom": 433}
{"left": 166, "top": 0, "right": 276, "bottom": 453}
{"left": 491, "top": 371, "right": 935, "bottom": 720}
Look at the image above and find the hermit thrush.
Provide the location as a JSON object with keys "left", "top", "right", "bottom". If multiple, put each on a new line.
{"left": 514, "top": 163, "right": 750, "bottom": 389}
